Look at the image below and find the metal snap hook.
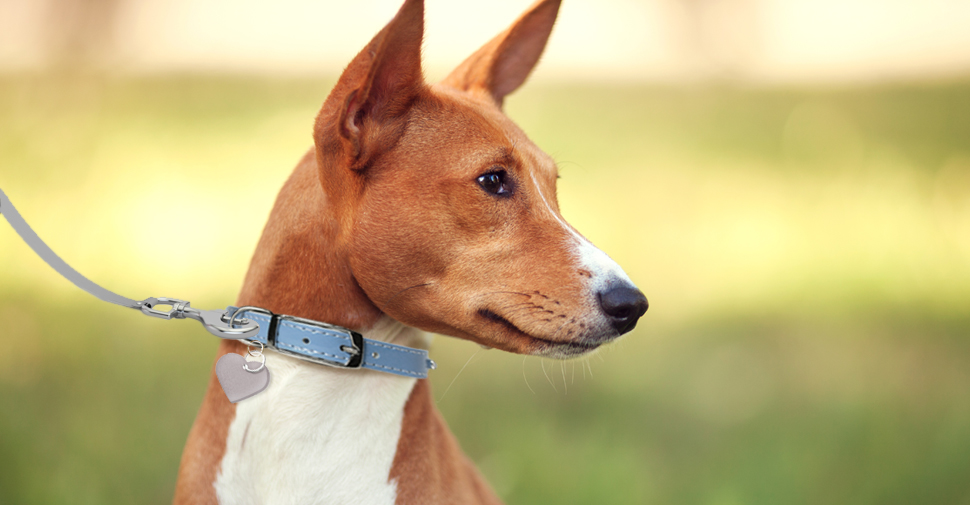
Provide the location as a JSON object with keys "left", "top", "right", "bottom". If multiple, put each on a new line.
{"left": 136, "top": 298, "right": 260, "bottom": 340}
{"left": 139, "top": 297, "right": 188, "bottom": 320}
{"left": 193, "top": 306, "right": 261, "bottom": 340}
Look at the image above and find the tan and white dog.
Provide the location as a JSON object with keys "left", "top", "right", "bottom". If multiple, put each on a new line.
{"left": 173, "top": 0, "right": 647, "bottom": 503}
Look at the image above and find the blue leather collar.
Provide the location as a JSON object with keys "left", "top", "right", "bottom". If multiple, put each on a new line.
{"left": 227, "top": 307, "right": 435, "bottom": 379}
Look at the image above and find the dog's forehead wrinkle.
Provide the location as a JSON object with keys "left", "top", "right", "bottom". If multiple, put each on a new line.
{"left": 424, "top": 86, "right": 526, "bottom": 142}
{"left": 402, "top": 109, "right": 524, "bottom": 179}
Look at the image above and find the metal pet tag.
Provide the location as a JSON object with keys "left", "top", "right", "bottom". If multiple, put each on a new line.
{"left": 216, "top": 345, "right": 270, "bottom": 403}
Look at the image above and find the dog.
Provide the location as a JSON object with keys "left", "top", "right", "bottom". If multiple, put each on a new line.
{"left": 172, "top": 0, "right": 647, "bottom": 503}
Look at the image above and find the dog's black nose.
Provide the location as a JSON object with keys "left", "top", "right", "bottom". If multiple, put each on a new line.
{"left": 598, "top": 286, "right": 648, "bottom": 334}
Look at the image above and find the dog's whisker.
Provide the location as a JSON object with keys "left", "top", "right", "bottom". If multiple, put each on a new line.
{"left": 497, "top": 302, "right": 537, "bottom": 311}
{"left": 380, "top": 282, "right": 433, "bottom": 313}
{"left": 495, "top": 308, "right": 544, "bottom": 322}
{"left": 502, "top": 305, "right": 546, "bottom": 316}
{"left": 549, "top": 319, "right": 570, "bottom": 341}
{"left": 560, "top": 361, "right": 567, "bottom": 395}
{"left": 437, "top": 349, "right": 480, "bottom": 404}
{"left": 522, "top": 356, "right": 535, "bottom": 395}
{"left": 475, "top": 290, "right": 533, "bottom": 299}
{"left": 540, "top": 359, "right": 558, "bottom": 393}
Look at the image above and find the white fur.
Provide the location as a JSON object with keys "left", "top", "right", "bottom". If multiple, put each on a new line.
{"left": 214, "top": 318, "right": 428, "bottom": 505}
{"left": 575, "top": 238, "right": 634, "bottom": 294}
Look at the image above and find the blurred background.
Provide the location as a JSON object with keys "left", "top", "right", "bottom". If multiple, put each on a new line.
{"left": 1, "top": 0, "right": 969, "bottom": 504}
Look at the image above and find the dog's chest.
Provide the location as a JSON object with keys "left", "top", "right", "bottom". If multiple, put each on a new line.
{"left": 214, "top": 347, "right": 418, "bottom": 505}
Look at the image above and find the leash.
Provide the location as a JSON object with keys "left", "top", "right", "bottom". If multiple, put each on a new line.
{"left": 0, "top": 188, "right": 434, "bottom": 402}
{"left": 0, "top": 189, "right": 254, "bottom": 338}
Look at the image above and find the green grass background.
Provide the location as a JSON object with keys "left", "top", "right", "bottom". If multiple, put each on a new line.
{"left": 1, "top": 74, "right": 969, "bottom": 504}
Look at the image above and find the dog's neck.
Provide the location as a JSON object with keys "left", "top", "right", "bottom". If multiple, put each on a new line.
{"left": 215, "top": 153, "right": 432, "bottom": 503}
{"left": 235, "top": 152, "right": 385, "bottom": 334}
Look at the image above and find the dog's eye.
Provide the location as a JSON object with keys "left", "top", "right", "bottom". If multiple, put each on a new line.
{"left": 477, "top": 170, "right": 512, "bottom": 197}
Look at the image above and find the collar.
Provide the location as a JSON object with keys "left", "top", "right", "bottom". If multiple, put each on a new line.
{"left": 228, "top": 306, "right": 436, "bottom": 379}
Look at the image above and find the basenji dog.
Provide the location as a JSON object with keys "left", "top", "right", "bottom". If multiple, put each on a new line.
{"left": 172, "top": 0, "right": 647, "bottom": 503}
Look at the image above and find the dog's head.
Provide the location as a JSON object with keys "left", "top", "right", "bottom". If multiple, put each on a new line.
{"left": 313, "top": 0, "right": 646, "bottom": 358}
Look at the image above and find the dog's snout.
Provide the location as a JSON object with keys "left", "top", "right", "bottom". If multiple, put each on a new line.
{"left": 598, "top": 286, "right": 648, "bottom": 335}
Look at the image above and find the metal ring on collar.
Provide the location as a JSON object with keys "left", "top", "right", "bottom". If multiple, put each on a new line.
{"left": 243, "top": 352, "right": 266, "bottom": 373}
{"left": 228, "top": 305, "right": 273, "bottom": 346}
{"left": 247, "top": 340, "right": 264, "bottom": 358}
{"left": 227, "top": 305, "right": 270, "bottom": 329}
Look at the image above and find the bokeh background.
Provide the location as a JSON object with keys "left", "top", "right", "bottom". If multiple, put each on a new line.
{"left": 2, "top": 0, "right": 970, "bottom": 504}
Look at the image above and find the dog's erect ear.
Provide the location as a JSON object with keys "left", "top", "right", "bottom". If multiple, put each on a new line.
{"left": 334, "top": 0, "right": 424, "bottom": 168}
{"left": 441, "top": 0, "right": 560, "bottom": 108}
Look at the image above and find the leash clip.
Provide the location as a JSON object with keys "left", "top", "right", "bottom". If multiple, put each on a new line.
{"left": 139, "top": 297, "right": 259, "bottom": 340}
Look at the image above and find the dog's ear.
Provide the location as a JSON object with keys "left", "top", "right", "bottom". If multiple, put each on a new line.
{"left": 331, "top": 0, "right": 425, "bottom": 169}
{"left": 441, "top": 0, "right": 560, "bottom": 108}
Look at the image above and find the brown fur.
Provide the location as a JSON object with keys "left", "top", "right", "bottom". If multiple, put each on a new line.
{"left": 391, "top": 380, "right": 503, "bottom": 505}
{"left": 173, "top": 1, "right": 587, "bottom": 503}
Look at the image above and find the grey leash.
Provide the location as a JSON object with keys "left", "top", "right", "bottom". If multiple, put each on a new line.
{"left": 0, "top": 188, "right": 259, "bottom": 340}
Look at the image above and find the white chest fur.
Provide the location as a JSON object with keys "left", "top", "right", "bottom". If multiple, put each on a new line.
{"left": 214, "top": 319, "right": 425, "bottom": 505}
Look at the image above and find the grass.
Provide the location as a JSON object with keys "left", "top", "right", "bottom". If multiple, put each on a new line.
{"left": 0, "top": 73, "right": 969, "bottom": 504}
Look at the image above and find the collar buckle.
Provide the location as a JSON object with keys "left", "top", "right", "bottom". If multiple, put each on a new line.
{"left": 274, "top": 315, "right": 365, "bottom": 369}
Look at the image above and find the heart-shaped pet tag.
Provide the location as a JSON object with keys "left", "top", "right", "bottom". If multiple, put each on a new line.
{"left": 216, "top": 353, "right": 271, "bottom": 403}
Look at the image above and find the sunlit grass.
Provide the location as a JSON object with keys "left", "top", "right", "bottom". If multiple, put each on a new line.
{"left": 1, "top": 74, "right": 969, "bottom": 504}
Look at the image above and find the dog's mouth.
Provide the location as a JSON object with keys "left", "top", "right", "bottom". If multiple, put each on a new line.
{"left": 476, "top": 308, "right": 604, "bottom": 357}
